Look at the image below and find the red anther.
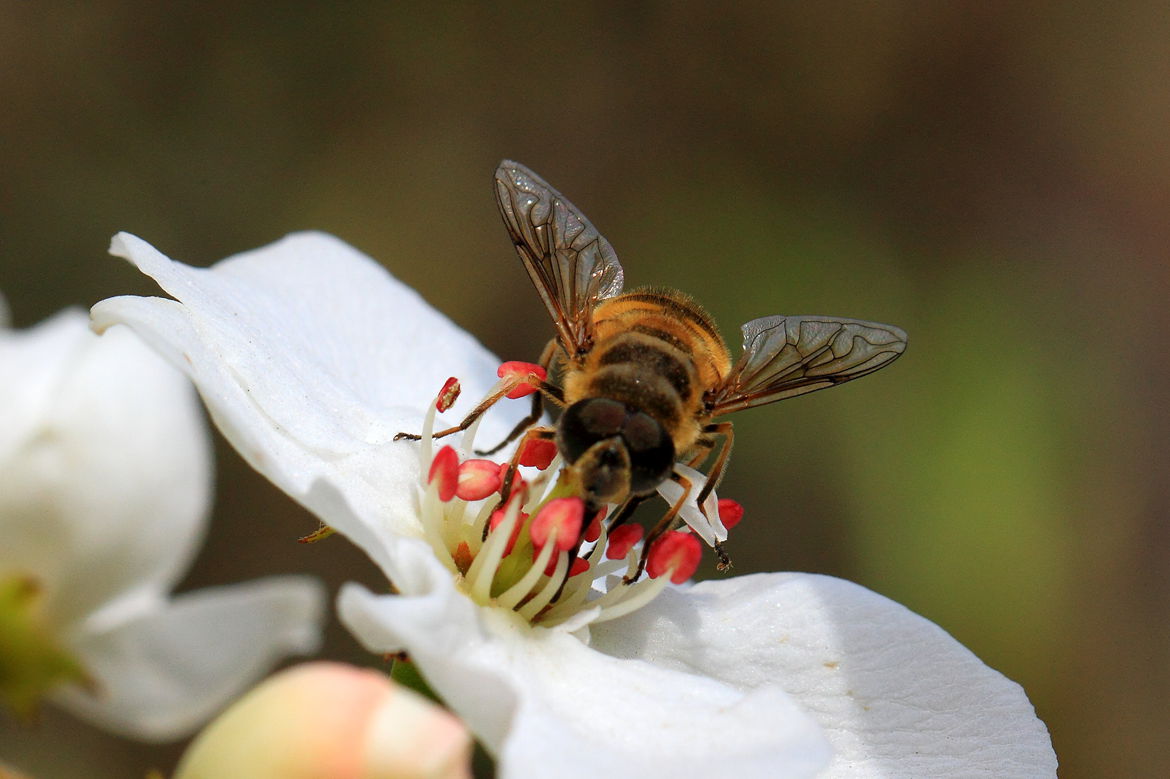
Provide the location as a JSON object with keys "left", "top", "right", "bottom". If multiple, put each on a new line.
{"left": 498, "top": 361, "right": 548, "bottom": 399}
{"left": 456, "top": 459, "right": 502, "bottom": 501}
{"left": 605, "top": 524, "right": 643, "bottom": 559}
{"left": 646, "top": 532, "right": 702, "bottom": 584}
{"left": 717, "top": 499, "right": 744, "bottom": 530}
{"left": 489, "top": 503, "right": 528, "bottom": 556}
{"left": 428, "top": 446, "right": 460, "bottom": 502}
{"left": 517, "top": 437, "right": 557, "bottom": 469}
{"left": 496, "top": 462, "right": 526, "bottom": 496}
{"left": 436, "top": 377, "right": 461, "bottom": 412}
{"left": 529, "top": 497, "right": 584, "bottom": 551}
{"left": 583, "top": 507, "right": 606, "bottom": 543}
{"left": 545, "top": 552, "right": 592, "bottom": 577}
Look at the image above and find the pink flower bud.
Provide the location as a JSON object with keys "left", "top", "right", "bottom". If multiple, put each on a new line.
{"left": 174, "top": 662, "right": 471, "bottom": 779}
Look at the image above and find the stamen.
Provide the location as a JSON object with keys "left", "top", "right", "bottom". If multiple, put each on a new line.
{"left": 416, "top": 386, "right": 440, "bottom": 472}
{"left": 456, "top": 459, "right": 502, "bottom": 501}
{"left": 469, "top": 495, "right": 498, "bottom": 540}
{"left": 487, "top": 504, "right": 527, "bottom": 556}
{"left": 517, "top": 437, "right": 557, "bottom": 469}
{"left": 646, "top": 532, "right": 701, "bottom": 584}
{"left": 420, "top": 481, "right": 457, "bottom": 573}
{"left": 718, "top": 498, "right": 744, "bottom": 529}
{"left": 583, "top": 507, "right": 605, "bottom": 543}
{"left": 497, "top": 361, "right": 548, "bottom": 399}
{"left": 605, "top": 525, "right": 643, "bottom": 560}
{"left": 466, "top": 490, "right": 526, "bottom": 602}
{"left": 590, "top": 559, "right": 629, "bottom": 580}
{"left": 539, "top": 524, "right": 611, "bottom": 624}
{"left": 529, "top": 498, "right": 584, "bottom": 552}
{"left": 497, "top": 462, "right": 526, "bottom": 498}
{"left": 496, "top": 533, "right": 558, "bottom": 611}
{"left": 427, "top": 446, "right": 459, "bottom": 502}
{"left": 436, "top": 377, "right": 461, "bottom": 412}
{"left": 517, "top": 549, "right": 568, "bottom": 621}
{"left": 591, "top": 576, "right": 672, "bottom": 623}
{"left": 585, "top": 545, "right": 672, "bottom": 620}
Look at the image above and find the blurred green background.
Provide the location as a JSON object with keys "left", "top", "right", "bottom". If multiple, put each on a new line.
{"left": 1, "top": 3, "right": 1166, "bottom": 777}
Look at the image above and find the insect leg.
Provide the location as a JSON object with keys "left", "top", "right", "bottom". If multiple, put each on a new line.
{"left": 393, "top": 383, "right": 515, "bottom": 442}
{"left": 485, "top": 425, "right": 557, "bottom": 541}
{"left": 691, "top": 422, "right": 735, "bottom": 571}
{"left": 606, "top": 494, "right": 650, "bottom": 533}
{"left": 693, "top": 421, "right": 734, "bottom": 509}
{"left": 548, "top": 534, "right": 586, "bottom": 606}
{"left": 624, "top": 470, "right": 693, "bottom": 584}
{"left": 475, "top": 339, "right": 564, "bottom": 456}
{"left": 683, "top": 438, "right": 715, "bottom": 469}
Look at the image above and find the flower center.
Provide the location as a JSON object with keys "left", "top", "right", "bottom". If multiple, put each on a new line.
{"left": 409, "top": 376, "right": 715, "bottom": 628}
{"left": 0, "top": 575, "right": 88, "bottom": 715}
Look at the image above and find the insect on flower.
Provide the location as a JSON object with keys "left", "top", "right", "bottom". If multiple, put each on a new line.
{"left": 397, "top": 160, "right": 908, "bottom": 580}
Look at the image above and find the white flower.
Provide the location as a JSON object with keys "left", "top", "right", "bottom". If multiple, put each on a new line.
{"left": 0, "top": 300, "right": 325, "bottom": 741}
{"left": 92, "top": 232, "right": 1057, "bottom": 777}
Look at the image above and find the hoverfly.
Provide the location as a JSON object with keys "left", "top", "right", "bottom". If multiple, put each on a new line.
{"left": 401, "top": 160, "right": 907, "bottom": 578}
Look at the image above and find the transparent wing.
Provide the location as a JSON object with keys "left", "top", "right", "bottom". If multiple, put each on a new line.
{"left": 710, "top": 315, "right": 907, "bottom": 415}
{"left": 494, "top": 160, "right": 624, "bottom": 355}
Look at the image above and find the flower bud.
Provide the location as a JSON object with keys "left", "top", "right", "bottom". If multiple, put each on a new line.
{"left": 175, "top": 662, "right": 471, "bottom": 779}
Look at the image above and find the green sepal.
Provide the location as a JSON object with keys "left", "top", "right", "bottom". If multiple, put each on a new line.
{"left": 388, "top": 657, "right": 440, "bottom": 704}
{"left": 0, "top": 575, "right": 89, "bottom": 718}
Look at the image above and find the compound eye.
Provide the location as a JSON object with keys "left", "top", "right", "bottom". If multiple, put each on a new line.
{"left": 621, "top": 411, "right": 663, "bottom": 452}
{"left": 558, "top": 399, "right": 626, "bottom": 464}
{"left": 622, "top": 412, "right": 674, "bottom": 495}
{"left": 576, "top": 398, "right": 626, "bottom": 437}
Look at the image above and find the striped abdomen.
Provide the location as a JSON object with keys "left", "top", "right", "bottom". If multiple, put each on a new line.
{"left": 562, "top": 288, "right": 731, "bottom": 454}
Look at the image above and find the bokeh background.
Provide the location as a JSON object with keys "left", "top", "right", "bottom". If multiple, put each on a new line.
{"left": 2, "top": 3, "right": 1166, "bottom": 777}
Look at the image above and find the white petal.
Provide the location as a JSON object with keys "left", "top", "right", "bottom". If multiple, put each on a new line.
{"left": 52, "top": 576, "right": 325, "bottom": 742}
{"left": 91, "top": 232, "right": 526, "bottom": 543}
{"left": 588, "top": 572, "right": 1057, "bottom": 777}
{"left": 337, "top": 550, "right": 831, "bottom": 779}
{"left": 0, "top": 311, "right": 211, "bottom": 628}
{"left": 657, "top": 462, "right": 725, "bottom": 546}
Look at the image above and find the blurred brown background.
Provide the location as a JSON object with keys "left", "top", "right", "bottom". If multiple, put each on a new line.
{"left": 2, "top": 3, "right": 1167, "bottom": 777}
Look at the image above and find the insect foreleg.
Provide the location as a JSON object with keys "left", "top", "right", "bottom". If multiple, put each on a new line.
{"left": 624, "top": 470, "right": 692, "bottom": 584}
{"left": 393, "top": 382, "right": 514, "bottom": 442}
{"left": 683, "top": 438, "right": 715, "bottom": 469}
{"left": 395, "top": 340, "right": 564, "bottom": 445}
{"left": 485, "top": 425, "right": 557, "bottom": 541}
{"left": 606, "top": 494, "right": 650, "bottom": 533}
